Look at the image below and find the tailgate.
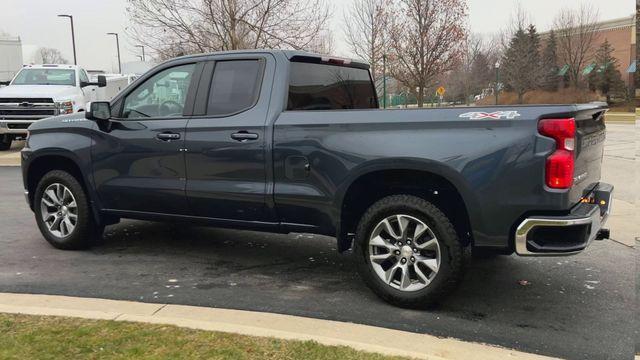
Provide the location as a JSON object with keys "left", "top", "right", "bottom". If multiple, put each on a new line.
{"left": 569, "top": 105, "right": 607, "bottom": 203}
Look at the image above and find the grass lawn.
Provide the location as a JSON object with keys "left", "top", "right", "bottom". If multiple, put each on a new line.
{"left": 0, "top": 313, "right": 411, "bottom": 360}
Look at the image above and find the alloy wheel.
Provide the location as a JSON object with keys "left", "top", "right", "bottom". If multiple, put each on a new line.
{"left": 40, "top": 183, "right": 78, "bottom": 238}
{"left": 368, "top": 214, "right": 441, "bottom": 292}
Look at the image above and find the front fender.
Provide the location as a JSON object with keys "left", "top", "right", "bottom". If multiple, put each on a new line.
{"left": 22, "top": 123, "right": 101, "bottom": 223}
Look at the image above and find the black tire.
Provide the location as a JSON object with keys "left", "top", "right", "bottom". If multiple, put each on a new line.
{"left": 0, "top": 135, "right": 12, "bottom": 151}
{"left": 33, "top": 170, "right": 103, "bottom": 250}
{"left": 353, "top": 195, "right": 465, "bottom": 308}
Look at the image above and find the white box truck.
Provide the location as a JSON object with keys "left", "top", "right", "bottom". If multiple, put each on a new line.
{"left": 0, "top": 35, "right": 23, "bottom": 84}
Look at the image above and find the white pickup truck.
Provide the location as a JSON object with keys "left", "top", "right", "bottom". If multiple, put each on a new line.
{"left": 0, "top": 64, "right": 106, "bottom": 150}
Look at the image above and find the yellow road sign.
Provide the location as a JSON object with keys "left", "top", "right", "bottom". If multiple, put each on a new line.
{"left": 436, "top": 86, "right": 446, "bottom": 96}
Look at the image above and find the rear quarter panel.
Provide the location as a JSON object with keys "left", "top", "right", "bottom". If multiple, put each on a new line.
{"left": 272, "top": 106, "right": 579, "bottom": 248}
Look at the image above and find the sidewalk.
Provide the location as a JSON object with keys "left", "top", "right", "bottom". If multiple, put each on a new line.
{"left": 0, "top": 293, "right": 556, "bottom": 360}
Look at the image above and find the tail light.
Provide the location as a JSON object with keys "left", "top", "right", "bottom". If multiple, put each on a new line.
{"left": 538, "top": 118, "right": 576, "bottom": 189}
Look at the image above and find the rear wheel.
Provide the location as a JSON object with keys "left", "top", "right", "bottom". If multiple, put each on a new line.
{"left": 0, "top": 135, "right": 13, "bottom": 150}
{"left": 34, "top": 170, "right": 102, "bottom": 250}
{"left": 354, "top": 195, "right": 464, "bottom": 308}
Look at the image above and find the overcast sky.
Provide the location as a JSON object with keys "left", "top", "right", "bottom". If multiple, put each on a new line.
{"left": 0, "top": 0, "right": 634, "bottom": 72}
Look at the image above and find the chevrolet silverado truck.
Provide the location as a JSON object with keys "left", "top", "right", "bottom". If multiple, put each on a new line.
{"left": 21, "top": 50, "right": 613, "bottom": 307}
{"left": 0, "top": 64, "right": 106, "bottom": 150}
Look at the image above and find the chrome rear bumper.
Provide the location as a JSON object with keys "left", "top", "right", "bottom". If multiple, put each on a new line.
{"left": 515, "top": 183, "right": 613, "bottom": 256}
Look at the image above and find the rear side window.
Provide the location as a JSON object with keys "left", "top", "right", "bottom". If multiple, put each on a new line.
{"left": 207, "top": 60, "right": 263, "bottom": 116}
{"left": 287, "top": 62, "right": 377, "bottom": 110}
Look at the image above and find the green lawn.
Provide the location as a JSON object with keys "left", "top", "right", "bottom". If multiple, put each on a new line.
{"left": 0, "top": 313, "right": 410, "bottom": 360}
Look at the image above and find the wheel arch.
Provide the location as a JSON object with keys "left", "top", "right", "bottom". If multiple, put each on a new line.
{"left": 335, "top": 159, "right": 479, "bottom": 252}
{"left": 25, "top": 152, "right": 102, "bottom": 225}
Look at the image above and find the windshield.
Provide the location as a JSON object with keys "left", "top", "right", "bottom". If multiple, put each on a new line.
{"left": 12, "top": 69, "right": 76, "bottom": 86}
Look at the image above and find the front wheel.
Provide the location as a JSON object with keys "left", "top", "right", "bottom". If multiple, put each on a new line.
{"left": 34, "top": 170, "right": 102, "bottom": 250}
{"left": 353, "top": 195, "right": 465, "bottom": 308}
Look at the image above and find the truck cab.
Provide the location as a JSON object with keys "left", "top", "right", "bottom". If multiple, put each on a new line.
{"left": 0, "top": 64, "right": 106, "bottom": 150}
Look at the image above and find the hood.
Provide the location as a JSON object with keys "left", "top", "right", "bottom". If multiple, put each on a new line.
{"left": 0, "top": 85, "right": 79, "bottom": 100}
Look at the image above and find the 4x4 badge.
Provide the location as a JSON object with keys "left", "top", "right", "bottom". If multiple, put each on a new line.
{"left": 459, "top": 111, "right": 521, "bottom": 120}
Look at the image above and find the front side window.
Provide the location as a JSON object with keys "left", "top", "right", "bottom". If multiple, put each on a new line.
{"left": 207, "top": 60, "right": 263, "bottom": 116}
{"left": 287, "top": 62, "right": 377, "bottom": 110}
{"left": 122, "top": 64, "right": 195, "bottom": 119}
{"left": 12, "top": 69, "right": 76, "bottom": 86}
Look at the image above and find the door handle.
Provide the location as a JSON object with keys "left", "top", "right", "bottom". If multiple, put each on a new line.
{"left": 156, "top": 132, "right": 181, "bottom": 141}
{"left": 231, "top": 131, "right": 259, "bottom": 141}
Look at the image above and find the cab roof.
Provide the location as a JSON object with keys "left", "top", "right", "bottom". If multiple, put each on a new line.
{"left": 175, "top": 49, "right": 369, "bottom": 70}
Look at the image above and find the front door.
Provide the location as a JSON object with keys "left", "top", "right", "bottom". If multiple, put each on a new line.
{"left": 91, "top": 62, "right": 198, "bottom": 215}
{"left": 185, "top": 57, "right": 274, "bottom": 222}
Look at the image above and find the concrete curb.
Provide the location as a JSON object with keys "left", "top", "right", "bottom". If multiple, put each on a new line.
{"left": 0, "top": 152, "right": 20, "bottom": 166}
{"left": 0, "top": 293, "right": 557, "bottom": 360}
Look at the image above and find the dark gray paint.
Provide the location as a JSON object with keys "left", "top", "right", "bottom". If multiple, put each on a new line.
{"left": 21, "top": 50, "right": 607, "bottom": 252}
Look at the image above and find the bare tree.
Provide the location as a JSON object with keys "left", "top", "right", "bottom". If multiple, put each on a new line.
{"left": 306, "top": 29, "right": 334, "bottom": 55}
{"left": 34, "top": 47, "right": 69, "bottom": 64}
{"left": 127, "top": 0, "right": 331, "bottom": 60}
{"left": 386, "top": 0, "right": 467, "bottom": 107}
{"left": 343, "top": 0, "right": 390, "bottom": 82}
{"left": 496, "top": 3, "right": 532, "bottom": 55}
{"left": 445, "top": 34, "right": 498, "bottom": 104}
{"left": 553, "top": 4, "right": 600, "bottom": 88}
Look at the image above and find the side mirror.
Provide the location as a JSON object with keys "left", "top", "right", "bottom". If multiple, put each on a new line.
{"left": 86, "top": 101, "right": 111, "bottom": 122}
{"left": 97, "top": 75, "right": 107, "bottom": 88}
{"left": 0, "top": 81, "right": 10, "bottom": 86}
{"left": 80, "top": 75, "right": 107, "bottom": 88}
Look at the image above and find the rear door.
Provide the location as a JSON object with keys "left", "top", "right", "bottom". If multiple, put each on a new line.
{"left": 91, "top": 62, "right": 200, "bottom": 215}
{"left": 184, "top": 55, "right": 275, "bottom": 222}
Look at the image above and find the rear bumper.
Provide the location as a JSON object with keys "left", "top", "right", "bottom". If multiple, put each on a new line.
{"left": 515, "top": 183, "right": 613, "bottom": 256}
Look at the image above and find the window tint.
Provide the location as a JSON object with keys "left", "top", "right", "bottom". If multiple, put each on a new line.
{"left": 207, "top": 60, "right": 262, "bottom": 116}
{"left": 122, "top": 63, "right": 195, "bottom": 119}
{"left": 287, "top": 62, "right": 377, "bottom": 110}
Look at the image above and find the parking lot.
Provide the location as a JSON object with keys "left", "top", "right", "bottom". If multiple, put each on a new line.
{"left": 0, "top": 123, "right": 637, "bottom": 360}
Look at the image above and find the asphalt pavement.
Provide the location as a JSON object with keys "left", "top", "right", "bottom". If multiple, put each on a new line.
{"left": 0, "top": 124, "right": 637, "bottom": 360}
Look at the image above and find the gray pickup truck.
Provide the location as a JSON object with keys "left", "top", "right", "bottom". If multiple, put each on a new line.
{"left": 21, "top": 50, "right": 612, "bottom": 307}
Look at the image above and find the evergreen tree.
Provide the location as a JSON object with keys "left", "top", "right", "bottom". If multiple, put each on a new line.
{"left": 502, "top": 25, "right": 542, "bottom": 103}
{"left": 541, "top": 30, "right": 560, "bottom": 91}
{"left": 588, "top": 40, "right": 626, "bottom": 103}
{"left": 527, "top": 24, "right": 543, "bottom": 87}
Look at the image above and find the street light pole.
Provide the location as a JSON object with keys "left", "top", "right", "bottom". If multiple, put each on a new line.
{"left": 494, "top": 61, "right": 500, "bottom": 106}
{"left": 57, "top": 15, "right": 77, "bottom": 65}
{"left": 107, "top": 33, "right": 122, "bottom": 74}
{"left": 135, "top": 45, "right": 145, "bottom": 62}
{"left": 382, "top": 54, "right": 387, "bottom": 109}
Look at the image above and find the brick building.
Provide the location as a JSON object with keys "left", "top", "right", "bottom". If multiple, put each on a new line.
{"left": 590, "top": 14, "right": 636, "bottom": 87}
{"left": 543, "top": 13, "right": 636, "bottom": 91}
